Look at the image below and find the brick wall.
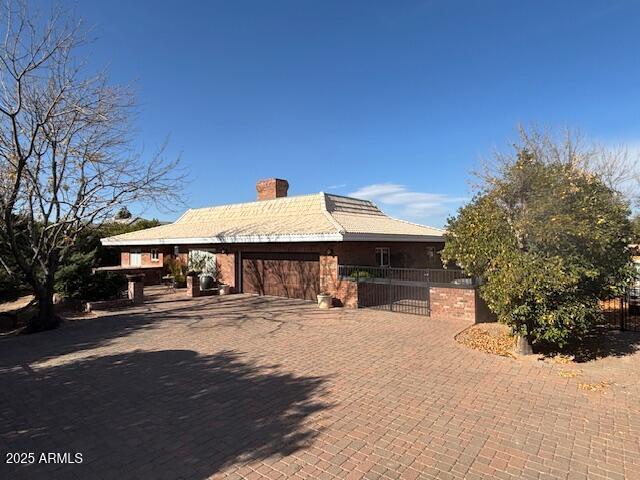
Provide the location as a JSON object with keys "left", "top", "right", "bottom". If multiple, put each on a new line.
{"left": 215, "top": 253, "right": 236, "bottom": 291}
{"left": 428, "top": 286, "right": 495, "bottom": 323}
{"left": 429, "top": 286, "right": 476, "bottom": 321}
{"left": 120, "top": 248, "right": 165, "bottom": 267}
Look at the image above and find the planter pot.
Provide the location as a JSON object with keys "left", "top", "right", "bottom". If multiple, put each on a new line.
{"left": 317, "top": 293, "right": 332, "bottom": 309}
{"left": 199, "top": 274, "right": 214, "bottom": 290}
{"left": 219, "top": 284, "right": 230, "bottom": 295}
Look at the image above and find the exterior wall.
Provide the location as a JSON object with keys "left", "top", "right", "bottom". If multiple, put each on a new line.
{"left": 335, "top": 241, "right": 445, "bottom": 269}
{"left": 216, "top": 253, "right": 236, "bottom": 291}
{"left": 115, "top": 241, "right": 444, "bottom": 302}
{"left": 120, "top": 248, "right": 166, "bottom": 267}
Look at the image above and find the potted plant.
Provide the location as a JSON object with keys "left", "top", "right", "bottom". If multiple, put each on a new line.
{"left": 188, "top": 250, "right": 217, "bottom": 290}
{"left": 317, "top": 292, "right": 332, "bottom": 309}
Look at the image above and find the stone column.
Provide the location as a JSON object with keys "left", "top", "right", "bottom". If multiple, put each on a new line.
{"left": 126, "top": 274, "right": 145, "bottom": 304}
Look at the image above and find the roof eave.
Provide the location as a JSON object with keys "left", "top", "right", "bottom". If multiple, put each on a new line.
{"left": 100, "top": 232, "right": 345, "bottom": 246}
{"left": 341, "top": 233, "right": 445, "bottom": 242}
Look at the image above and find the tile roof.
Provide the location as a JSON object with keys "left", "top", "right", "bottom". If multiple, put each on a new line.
{"left": 101, "top": 193, "right": 445, "bottom": 245}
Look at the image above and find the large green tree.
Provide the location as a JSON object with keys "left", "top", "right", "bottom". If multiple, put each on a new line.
{"left": 443, "top": 134, "right": 634, "bottom": 348}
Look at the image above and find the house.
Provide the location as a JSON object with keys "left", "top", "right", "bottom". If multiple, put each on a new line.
{"left": 100, "top": 178, "right": 446, "bottom": 306}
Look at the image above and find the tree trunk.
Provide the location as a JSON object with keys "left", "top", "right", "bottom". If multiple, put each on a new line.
{"left": 26, "top": 284, "right": 61, "bottom": 333}
{"left": 514, "top": 334, "right": 533, "bottom": 355}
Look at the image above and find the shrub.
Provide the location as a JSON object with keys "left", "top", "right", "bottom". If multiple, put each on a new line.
{"left": 164, "top": 256, "right": 187, "bottom": 287}
{"left": 349, "top": 270, "right": 371, "bottom": 279}
{"left": 443, "top": 147, "right": 633, "bottom": 348}
{"left": 55, "top": 250, "right": 126, "bottom": 301}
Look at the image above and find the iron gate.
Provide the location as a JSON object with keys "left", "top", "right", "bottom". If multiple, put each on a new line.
{"left": 338, "top": 265, "right": 472, "bottom": 316}
{"left": 601, "top": 287, "right": 640, "bottom": 331}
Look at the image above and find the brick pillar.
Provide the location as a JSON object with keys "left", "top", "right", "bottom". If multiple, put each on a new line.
{"left": 186, "top": 273, "right": 200, "bottom": 297}
{"left": 319, "top": 255, "right": 358, "bottom": 308}
{"left": 126, "top": 274, "right": 145, "bottom": 304}
{"left": 319, "top": 254, "right": 338, "bottom": 294}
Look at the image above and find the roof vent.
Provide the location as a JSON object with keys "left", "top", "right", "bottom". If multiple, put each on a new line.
{"left": 256, "top": 178, "right": 289, "bottom": 201}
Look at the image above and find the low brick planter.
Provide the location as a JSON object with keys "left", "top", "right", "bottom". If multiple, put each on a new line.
{"left": 84, "top": 298, "right": 134, "bottom": 312}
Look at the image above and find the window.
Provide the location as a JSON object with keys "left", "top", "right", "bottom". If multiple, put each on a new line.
{"left": 130, "top": 248, "right": 142, "bottom": 266}
{"left": 151, "top": 249, "right": 160, "bottom": 262}
{"left": 375, "top": 247, "right": 390, "bottom": 267}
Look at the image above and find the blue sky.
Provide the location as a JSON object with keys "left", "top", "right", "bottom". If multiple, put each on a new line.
{"left": 62, "top": 0, "right": 640, "bottom": 227}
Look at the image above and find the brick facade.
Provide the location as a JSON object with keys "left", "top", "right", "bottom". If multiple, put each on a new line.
{"left": 215, "top": 253, "right": 236, "bottom": 291}
{"left": 114, "top": 242, "right": 496, "bottom": 322}
{"left": 118, "top": 241, "right": 450, "bottom": 310}
{"left": 120, "top": 248, "right": 165, "bottom": 267}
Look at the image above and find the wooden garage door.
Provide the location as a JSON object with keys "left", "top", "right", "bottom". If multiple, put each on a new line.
{"left": 242, "top": 252, "right": 320, "bottom": 301}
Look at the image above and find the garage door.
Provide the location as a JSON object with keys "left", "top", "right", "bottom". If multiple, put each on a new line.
{"left": 242, "top": 252, "right": 320, "bottom": 301}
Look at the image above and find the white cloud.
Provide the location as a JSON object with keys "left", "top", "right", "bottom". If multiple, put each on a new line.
{"left": 348, "top": 183, "right": 468, "bottom": 226}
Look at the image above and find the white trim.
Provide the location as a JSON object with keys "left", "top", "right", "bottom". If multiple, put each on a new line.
{"left": 341, "top": 233, "right": 444, "bottom": 242}
{"left": 101, "top": 231, "right": 444, "bottom": 246}
{"left": 101, "top": 232, "right": 345, "bottom": 246}
{"left": 375, "top": 247, "right": 390, "bottom": 267}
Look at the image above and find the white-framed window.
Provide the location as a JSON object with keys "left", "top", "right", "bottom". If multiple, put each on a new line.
{"left": 151, "top": 249, "right": 160, "bottom": 262}
{"left": 375, "top": 247, "right": 390, "bottom": 267}
{"left": 130, "top": 248, "right": 142, "bottom": 266}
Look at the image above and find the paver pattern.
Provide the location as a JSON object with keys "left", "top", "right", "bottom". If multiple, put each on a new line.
{"left": 1, "top": 289, "right": 640, "bottom": 480}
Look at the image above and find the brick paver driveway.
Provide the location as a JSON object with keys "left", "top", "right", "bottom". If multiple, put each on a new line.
{"left": 1, "top": 290, "right": 640, "bottom": 480}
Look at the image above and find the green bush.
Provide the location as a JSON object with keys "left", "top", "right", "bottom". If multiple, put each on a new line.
{"left": 0, "top": 270, "right": 26, "bottom": 301}
{"left": 443, "top": 147, "right": 633, "bottom": 348}
{"left": 164, "top": 256, "right": 186, "bottom": 287}
{"left": 349, "top": 270, "right": 371, "bottom": 279}
{"left": 55, "top": 250, "right": 126, "bottom": 301}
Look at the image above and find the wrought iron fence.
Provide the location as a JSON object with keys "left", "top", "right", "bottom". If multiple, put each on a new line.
{"left": 337, "top": 265, "right": 475, "bottom": 315}
{"left": 601, "top": 287, "right": 640, "bottom": 331}
{"left": 338, "top": 265, "right": 474, "bottom": 286}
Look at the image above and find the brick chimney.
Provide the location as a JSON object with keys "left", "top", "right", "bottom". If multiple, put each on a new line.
{"left": 256, "top": 178, "right": 289, "bottom": 201}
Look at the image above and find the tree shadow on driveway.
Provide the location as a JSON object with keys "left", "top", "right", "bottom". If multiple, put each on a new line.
{"left": 1, "top": 349, "right": 330, "bottom": 479}
{"left": 0, "top": 294, "right": 324, "bottom": 367}
{"left": 536, "top": 326, "right": 640, "bottom": 362}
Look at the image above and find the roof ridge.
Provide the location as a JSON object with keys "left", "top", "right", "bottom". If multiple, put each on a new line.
{"left": 186, "top": 192, "right": 323, "bottom": 212}
{"left": 320, "top": 192, "right": 346, "bottom": 234}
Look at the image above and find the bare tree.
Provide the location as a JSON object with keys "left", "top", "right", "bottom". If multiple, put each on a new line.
{"left": 0, "top": 1, "right": 184, "bottom": 331}
{"left": 477, "top": 126, "right": 640, "bottom": 207}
